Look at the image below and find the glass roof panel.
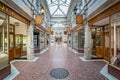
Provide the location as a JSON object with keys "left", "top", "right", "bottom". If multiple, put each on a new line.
{"left": 46, "top": 0, "right": 71, "bottom": 17}
{"left": 59, "top": 6, "right": 68, "bottom": 14}
{"left": 49, "top": 6, "right": 58, "bottom": 14}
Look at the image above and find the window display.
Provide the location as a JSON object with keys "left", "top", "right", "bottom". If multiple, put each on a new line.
{"left": 72, "top": 32, "right": 78, "bottom": 49}
{"left": 78, "top": 30, "right": 84, "bottom": 49}
{"left": 40, "top": 32, "right": 45, "bottom": 50}
{"left": 110, "top": 11, "right": 120, "bottom": 68}
{"left": 0, "top": 11, "right": 8, "bottom": 70}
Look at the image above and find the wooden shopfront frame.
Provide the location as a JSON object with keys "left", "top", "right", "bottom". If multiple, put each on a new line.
{"left": 0, "top": 2, "right": 30, "bottom": 62}
{"left": 88, "top": 1, "right": 120, "bottom": 78}
{"left": 88, "top": 1, "right": 120, "bottom": 61}
{"left": 34, "top": 25, "right": 46, "bottom": 51}
{"left": 71, "top": 25, "right": 84, "bottom": 52}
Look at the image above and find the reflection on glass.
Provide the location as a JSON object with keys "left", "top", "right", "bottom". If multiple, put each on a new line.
{"left": 23, "top": 36, "right": 27, "bottom": 51}
{"left": 10, "top": 34, "right": 14, "bottom": 47}
{"left": 0, "top": 12, "right": 8, "bottom": 52}
{"left": 40, "top": 32, "right": 45, "bottom": 49}
{"left": 96, "top": 36, "right": 101, "bottom": 46}
{"left": 0, "top": 11, "right": 8, "bottom": 70}
{"left": 79, "top": 30, "right": 84, "bottom": 49}
{"left": 15, "top": 35, "right": 21, "bottom": 46}
{"left": 72, "top": 32, "right": 78, "bottom": 49}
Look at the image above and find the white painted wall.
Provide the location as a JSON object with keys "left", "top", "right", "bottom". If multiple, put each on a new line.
{"left": 13, "top": 0, "right": 32, "bottom": 17}
{"left": 87, "top": 0, "right": 107, "bottom": 16}
{"left": 15, "top": 25, "right": 28, "bottom": 35}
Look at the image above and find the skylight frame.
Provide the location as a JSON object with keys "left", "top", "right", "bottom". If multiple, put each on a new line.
{"left": 46, "top": 0, "right": 71, "bottom": 17}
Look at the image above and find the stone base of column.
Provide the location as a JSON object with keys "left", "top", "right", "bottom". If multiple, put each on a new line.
{"left": 27, "top": 48, "right": 35, "bottom": 60}
{"left": 84, "top": 48, "right": 92, "bottom": 60}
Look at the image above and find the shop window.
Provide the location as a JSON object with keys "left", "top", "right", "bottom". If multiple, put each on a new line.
{"left": 0, "top": 12, "right": 8, "bottom": 52}
{"left": 110, "top": 11, "right": 120, "bottom": 68}
{"left": 40, "top": 32, "right": 45, "bottom": 49}
{"left": 15, "top": 35, "right": 21, "bottom": 46}
{"left": 0, "top": 11, "right": 8, "bottom": 70}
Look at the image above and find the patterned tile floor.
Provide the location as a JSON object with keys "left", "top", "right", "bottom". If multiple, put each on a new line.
{"left": 12, "top": 43, "right": 108, "bottom": 80}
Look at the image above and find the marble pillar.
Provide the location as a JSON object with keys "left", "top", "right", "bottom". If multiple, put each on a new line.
{"left": 84, "top": 23, "right": 92, "bottom": 60}
{"left": 27, "top": 21, "right": 35, "bottom": 60}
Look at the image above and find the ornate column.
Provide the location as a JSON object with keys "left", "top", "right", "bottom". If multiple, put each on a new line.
{"left": 27, "top": 21, "right": 35, "bottom": 60}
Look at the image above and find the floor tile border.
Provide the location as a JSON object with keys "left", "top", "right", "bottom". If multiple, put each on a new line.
{"left": 100, "top": 64, "right": 118, "bottom": 80}
{"left": 69, "top": 47, "right": 83, "bottom": 54}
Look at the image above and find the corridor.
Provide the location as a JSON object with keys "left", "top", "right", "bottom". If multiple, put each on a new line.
{"left": 1, "top": 0, "right": 120, "bottom": 80}
{"left": 12, "top": 43, "right": 107, "bottom": 80}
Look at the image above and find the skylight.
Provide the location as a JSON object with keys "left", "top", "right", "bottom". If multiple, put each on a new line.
{"left": 46, "top": 0, "right": 71, "bottom": 17}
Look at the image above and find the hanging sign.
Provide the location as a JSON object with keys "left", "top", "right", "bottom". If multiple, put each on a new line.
{"left": 35, "top": 15, "right": 43, "bottom": 24}
{"left": 76, "top": 15, "right": 83, "bottom": 24}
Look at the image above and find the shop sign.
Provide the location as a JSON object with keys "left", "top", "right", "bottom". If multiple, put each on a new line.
{"left": 0, "top": 2, "right": 29, "bottom": 24}
{"left": 76, "top": 15, "right": 83, "bottom": 24}
{"left": 35, "top": 15, "right": 43, "bottom": 24}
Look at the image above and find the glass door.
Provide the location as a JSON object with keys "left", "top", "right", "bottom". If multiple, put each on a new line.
{"left": 9, "top": 24, "right": 15, "bottom": 60}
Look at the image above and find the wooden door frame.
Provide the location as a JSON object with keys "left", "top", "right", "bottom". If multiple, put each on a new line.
{"left": 8, "top": 23, "right": 15, "bottom": 61}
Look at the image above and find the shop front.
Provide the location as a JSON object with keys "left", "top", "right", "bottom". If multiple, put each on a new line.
{"left": 71, "top": 25, "right": 84, "bottom": 52}
{"left": 9, "top": 17, "right": 28, "bottom": 60}
{"left": 78, "top": 29, "right": 84, "bottom": 53}
{"left": 88, "top": 1, "right": 120, "bottom": 79}
{"left": 40, "top": 31, "right": 45, "bottom": 50}
{"left": 108, "top": 11, "right": 120, "bottom": 79}
{"left": 34, "top": 29, "right": 40, "bottom": 53}
{"left": 90, "top": 22, "right": 110, "bottom": 60}
{"left": 72, "top": 31, "right": 78, "bottom": 50}
{"left": 34, "top": 26, "right": 46, "bottom": 51}
{"left": 0, "top": 11, "right": 10, "bottom": 80}
{"left": 0, "top": 2, "right": 30, "bottom": 79}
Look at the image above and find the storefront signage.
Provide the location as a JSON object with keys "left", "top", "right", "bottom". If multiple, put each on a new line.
{"left": 76, "top": 15, "right": 83, "bottom": 24}
{"left": 47, "top": 27, "right": 52, "bottom": 34}
{"left": 35, "top": 26, "right": 45, "bottom": 32}
{"left": 35, "top": 15, "right": 43, "bottom": 24}
{"left": 66, "top": 27, "right": 70, "bottom": 33}
{"left": 0, "top": 2, "right": 29, "bottom": 24}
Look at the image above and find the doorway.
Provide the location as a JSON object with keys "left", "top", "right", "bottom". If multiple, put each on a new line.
{"left": 9, "top": 17, "right": 28, "bottom": 60}
{"left": 91, "top": 17, "right": 110, "bottom": 61}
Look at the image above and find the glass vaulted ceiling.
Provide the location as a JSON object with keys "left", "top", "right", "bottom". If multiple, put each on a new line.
{"left": 46, "top": 0, "right": 71, "bottom": 17}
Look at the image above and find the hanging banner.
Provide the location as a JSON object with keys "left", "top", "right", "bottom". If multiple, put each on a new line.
{"left": 76, "top": 15, "right": 83, "bottom": 24}
{"left": 35, "top": 15, "right": 43, "bottom": 24}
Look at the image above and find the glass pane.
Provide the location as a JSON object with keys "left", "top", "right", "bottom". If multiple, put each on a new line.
{"left": 10, "top": 34, "right": 14, "bottom": 47}
{"left": 4, "top": 19, "right": 8, "bottom": 52}
{"left": 96, "top": 36, "right": 101, "bottom": 46}
{"left": 49, "top": 6, "right": 58, "bottom": 15}
{"left": 23, "top": 36, "right": 27, "bottom": 51}
{"left": 46, "top": 0, "right": 71, "bottom": 17}
{"left": 40, "top": 32, "right": 45, "bottom": 49}
{"left": 16, "top": 35, "right": 21, "bottom": 46}
{"left": 0, "top": 25, "right": 3, "bottom": 51}
{"left": 0, "top": 11, "right": 8, "bottom": 70}
{"left": 9, "top": 25, "right": 14, "bottom": 33}
{"left": 0, "top": 11, "right": 8, "bottom": 53}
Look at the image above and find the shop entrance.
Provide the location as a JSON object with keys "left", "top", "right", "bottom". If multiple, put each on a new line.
{"left": 9, "top": 17, "right": 28, "bottom": 60}
{"left": 91, "top": 17, "right": 110, "bottom": 61}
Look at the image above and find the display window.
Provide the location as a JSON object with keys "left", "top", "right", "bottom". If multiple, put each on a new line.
{"left": 40, "top": 32, "right": 45, "bottom": 50}
{"left": 9, "top": 17, "right": 28, "bottom": 59}
{"left": 0, "top": 11, "right": 8, "bottom": 70}
{"left": 110, "top": 11, "right": 120, "bottom": 68}
{"left": 78, "top": 30, "right": 84, "bottom": 49}
{"left": 72, "top": 32, "right": 78, "bottom": 49}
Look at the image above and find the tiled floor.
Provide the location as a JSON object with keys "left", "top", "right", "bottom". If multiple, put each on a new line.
{"left": 12, "top": 43, "right": 107, "bottom": 80}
